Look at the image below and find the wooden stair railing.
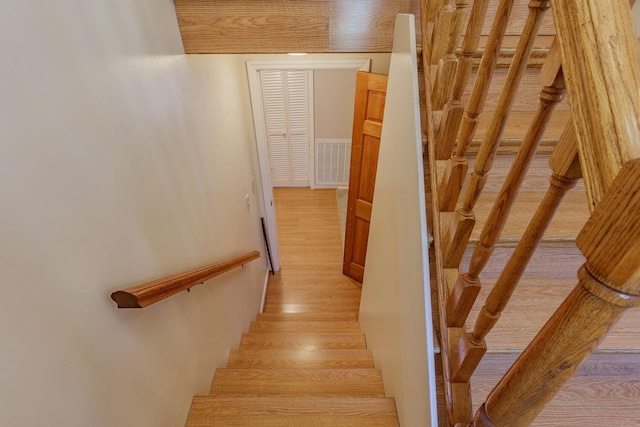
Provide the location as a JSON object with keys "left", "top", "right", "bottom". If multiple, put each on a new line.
{"left": 435, "top": 0, "right": 490, "bottom": 163}
{"left": 444, "top": 0, "right": 552, "bottom": 325}
{"left": 470, "top": 0, "right": 640, "bottom": 424}
{"left": 422, "top": 0, "right": 640, "bottom": 425}
{"left": 473, "top": 159, "right": 640, "bottom": 426}
{"left": 437, "top": 0, "right": 515, "bottom": 213}
{"left": 111, "top": 251, "right": 260, "bottom": 308}
{"left": 430, "top": 0, "right": 471, "bottom": 111}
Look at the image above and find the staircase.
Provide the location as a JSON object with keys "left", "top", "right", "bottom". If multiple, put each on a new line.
{"left": 422, "top": 0, "right": 640, "bottom": 425}
{"left": 184, "top": 189, "right": 400, "bottom": 426}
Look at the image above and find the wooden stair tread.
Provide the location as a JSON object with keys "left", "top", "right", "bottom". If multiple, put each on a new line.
{"left": 263, "top": 303, "right": 360, "bottom": 314}
{"left": 249, "top": 321, "right": 361, "bottom": 334}
{"left": 239, "top": 333, "right": 366, "bottom": 350}
{"left": 469, "top": 278, "right": 640, "bottom": 352}
{"left": 468, "top": 190, "right": 589, "bottom": 243}
{"left": 462, "top": 244, "right": 584, "bottom": 280}
{"left": 266, "top": 281, "right": 362, "bottom": 291}
{"left": 472, "top": 353, "right": 640, "bottom": 426}
{"left": 185, "top": 397, "right": 399, "bottom": 426}
{"left": 265, "top": 293, "right": 360, "bottom": 304}
{"left": 471, "top": 110, "right": 570, "bottom": 142}
{"left": 463, "top": 154, "right": 585, "bottom": 194}
{"left": 227, "top": 349, "right": 375, "bottom": 369}
{"left": 256, "top": 312, "right": 358, "bottom": 322}
{"left": 211, "top": 368, "right": 385, "bottom": 397}
{"left": 266, "top": 287, "right": 362, "bottom": 296}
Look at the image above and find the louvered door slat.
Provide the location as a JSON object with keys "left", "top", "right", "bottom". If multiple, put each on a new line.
{"left": 260, "top": 69, "right": 311, "bottom": 187}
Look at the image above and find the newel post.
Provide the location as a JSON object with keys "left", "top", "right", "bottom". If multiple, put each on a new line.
{"left": 471, "top": 159, "right": 640, "bottom": 426}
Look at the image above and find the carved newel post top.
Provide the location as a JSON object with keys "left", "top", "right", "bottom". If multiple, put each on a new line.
{"left": 576, "top": 159, "right": 640, "bottom": 294}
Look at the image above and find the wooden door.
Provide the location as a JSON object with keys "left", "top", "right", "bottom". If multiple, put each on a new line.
{"left": 343, "top": 71, "right": 388, "bottom": 282}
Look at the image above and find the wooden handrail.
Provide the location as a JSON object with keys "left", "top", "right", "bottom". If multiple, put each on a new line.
{"left": 111, "top": 250, "right": 261, "bottom": 308}
{"left": 552, "top": 0, "right": 640, "bottom": 211}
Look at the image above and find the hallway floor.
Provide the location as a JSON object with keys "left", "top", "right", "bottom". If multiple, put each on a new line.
{"left": 266, "top": 188, "right": 362, "bottom": 313}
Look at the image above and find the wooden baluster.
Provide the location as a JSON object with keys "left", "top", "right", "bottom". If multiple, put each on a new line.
{"left": 431, "top": 0, "right": 471, "bottom": 112}
{"left": 435, "top": 0, "right": 490, "bottom": 160}
{"left": 445, "top": 0, "right": 552, "bottom": 327}
{"left": 439, "top": 0, "right": 520, "bottom": 275}
{"left": 424, "top": 0, "right": 445, "bottom": 58}
{"left": 437, "top": 0, "right": 517, "bottom": 209}
{"left": 472, "top": 159, "right": 640, "bottom": 427}
{"left": 430, "top": 0, "right": 455, "bottom": 66}
{"left": 452, "top": 123, "right": 580, "bottom": 382}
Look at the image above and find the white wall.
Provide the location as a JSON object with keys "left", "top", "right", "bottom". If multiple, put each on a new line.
{"left": 314, "top": 69, "right": 359, "bottom": 139}
{"left": 359, "top": 14, "right": 438, "bottom": 427}
{"left": 0, "top": 2, "right": 269, "bottom": 426}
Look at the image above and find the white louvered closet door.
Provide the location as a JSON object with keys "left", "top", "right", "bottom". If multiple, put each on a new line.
{"left": 260, "top": 69, "right": 311, "bottom": 187}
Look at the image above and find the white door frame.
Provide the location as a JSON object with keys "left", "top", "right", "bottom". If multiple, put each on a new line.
{"left": 247, "top": 58, "right": 370, "bottom": 272}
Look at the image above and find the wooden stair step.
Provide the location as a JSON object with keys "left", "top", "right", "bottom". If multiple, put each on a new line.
{"left": 469, "top": 278, "right": 640, "bottom": 352}
{"left": 460, "top": 68, "right": 563, "bottom": 113}
{"left": 239, "top": 332, "right": 366, "bottom": 350}
{"left": 266, "top": 281, "right": 362, "bottom": 291}
{"left": 469, "top": 110, "right": 570, "bottom": 144}
{"left": 472, "top": 353, "right": 640, "bottom": 426}
{"left": 463, "top": 154, "right": 585, "bottom": 194}
{"left": 249, "top": 321, "right": 362, "bottom": 334}
{"left": 263, "top": 302, "right": 360, "bottom": 314}
{"left": 227, "top": 349, "right": 375, "bottom": 369}
{"left": 265, "top": 292, "right": 360, "bottom": 304}
{"left": 185, "top": 396, "right": 399, "bottom": 426}
{"left": 461, "top": 243, "right": 584, "bottom": 280}
{"left": 459, "top": 110, "right": 570, "bottom": 157}
{"left": 256, "top": 312, "right": 358, "bottom": 322}
{"left": 269, "top": 274, "right": 362, "bottom": 289}
{"left": 266, "top": 287, "right": 362, "bottom": 296}
{"left": 468, "top": 190, "right": 589, "bottom": 243}
{"left": 210, "top": 368, "right": 385, "bottom": 397}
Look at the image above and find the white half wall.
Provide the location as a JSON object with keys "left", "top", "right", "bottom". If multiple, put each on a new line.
{"left": 0, "top": 2, "right": 269, "bottom": 426}
{"left": 358, "top": 14, "right": 438, "bottom": 426}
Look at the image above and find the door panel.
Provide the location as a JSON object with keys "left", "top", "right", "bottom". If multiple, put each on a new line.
{"left": 343, "top": 71, "right": 388, "bottom": 282}
{"left": 261, "top": 69, "right": 311, "bottom": 187}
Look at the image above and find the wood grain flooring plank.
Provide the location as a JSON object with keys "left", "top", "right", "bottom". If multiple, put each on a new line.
{"left": 465, "top": 190, "right": 589, "bottom": 243}
{"left": 175, "top": 0, "right": 330, "bottom": 53}
{"left": 468, "top": 278, "right": 640, "bottom": 352}
{"left": 256, "top": 312, "right": 358, "bottom": 322}
{"left": 329, "top": 0, "right": 421, "bottom": 52}
{"left": 239, "top": 332, "right": 366, "bottom": 350}
{"left": 472, "top": 353, "right": 640, "bottom": 426}
{"left": 248, "top": 321, "right": 362, "bottom": 334}
{"left": 211, "top": 368, "right": 385, "bottom": 397}
{"left": 186, "top": 396, "right": 399, "bottom": 426}
{"left": 227, "top": 349, "right": 375, "bottom": 369}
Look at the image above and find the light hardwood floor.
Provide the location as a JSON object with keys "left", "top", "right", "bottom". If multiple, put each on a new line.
{"left": 264, "top": 188, "right": 362, "bottom": 314}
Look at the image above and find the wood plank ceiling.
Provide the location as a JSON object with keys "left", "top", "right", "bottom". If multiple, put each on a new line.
{"left": 174, "top": 0, "right": 421, "bottom": 53}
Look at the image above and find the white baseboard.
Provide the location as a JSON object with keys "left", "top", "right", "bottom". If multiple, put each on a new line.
{"left": 259, "top": 270, "right": 270, "bottom": 313}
